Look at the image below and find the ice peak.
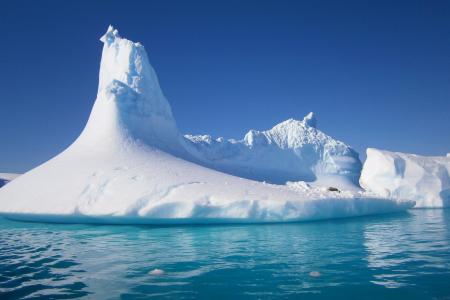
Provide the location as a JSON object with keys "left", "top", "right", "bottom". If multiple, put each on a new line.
{"left": 303, "top": 112, "right": 317, "bottom": 128}
{"left": 98, "top": 26, "right": 148, "bottom": 93}
{"left": 268, "top": 112, "right": 317, "bottom": 133}
{"left": 80, "top": 26, "right": 181, "bottom": 154}
{"left": 97, "top": 25, "right": 175, "bottom": 121}
{"left": 100, "top": 25, "right": 120, "bottom": 45}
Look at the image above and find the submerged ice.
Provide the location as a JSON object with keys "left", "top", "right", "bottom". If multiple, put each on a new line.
{"left": 0, "top": 26, "right": 414, "bottom": 224}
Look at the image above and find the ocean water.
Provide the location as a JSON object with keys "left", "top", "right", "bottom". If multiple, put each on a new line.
{"left": 1, "top": 209, "right": 449, "bottom": 299}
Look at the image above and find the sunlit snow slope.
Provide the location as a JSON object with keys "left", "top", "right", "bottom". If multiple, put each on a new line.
{"left": 361, "top": 148, "right": 450, "bottom": 208}
{"left": 0, "top": 27, "right": 414, "bottom": 224}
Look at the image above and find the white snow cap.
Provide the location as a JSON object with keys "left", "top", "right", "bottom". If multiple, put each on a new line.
{"left": 0, "top": 27, "right": 414, "bottom": 224}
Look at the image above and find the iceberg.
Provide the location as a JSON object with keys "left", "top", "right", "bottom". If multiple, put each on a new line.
{"left": 0, "top": 173, "right": 20, "bottom": 188}
{"left": 184, "top": 112, "right": 362, "bottom": 190}
{"left": 360, "top": 148, "right": 450, "bottom": 208}
{"left": 0, "top": 26, "right": 414, "bottom": 224}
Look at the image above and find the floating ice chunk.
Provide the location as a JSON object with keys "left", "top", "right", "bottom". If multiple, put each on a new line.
{"left": 309, "top": 271, "right": 321, "bottom": 277}
{"left": 0, "top": 27, "right": 414, "bottom": 224}
{"left": 149, "top": 268, "right": 165, "bottom": 276}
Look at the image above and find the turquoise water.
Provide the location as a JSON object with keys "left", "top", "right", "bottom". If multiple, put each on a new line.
{"left": 1, "top": 210, "right": 449, "bottom": 299}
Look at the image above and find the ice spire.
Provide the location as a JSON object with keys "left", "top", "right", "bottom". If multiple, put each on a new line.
{"left": 79, "top": 26, "right": 181, "bottom": 153}
{"left": 98, "top": 25, "right": 174, "bottom": 119}
{"left": 303, "top": 112, "right": 317, "bottom": 128}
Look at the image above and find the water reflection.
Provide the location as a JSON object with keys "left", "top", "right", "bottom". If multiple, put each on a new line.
{"left": 363, "top": 209, "right": 450, "bottom": 289}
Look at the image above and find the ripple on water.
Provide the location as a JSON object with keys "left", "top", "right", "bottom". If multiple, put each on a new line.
{"left": 0, "top": 227, "right": 89, "bottom": 299}
{"left": 0, "top": 209, "right": 450, "bottom": 299}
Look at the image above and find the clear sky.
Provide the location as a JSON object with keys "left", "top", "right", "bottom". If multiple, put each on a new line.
{"left": 1, "top": 0, "right": 449, "bottom": 173}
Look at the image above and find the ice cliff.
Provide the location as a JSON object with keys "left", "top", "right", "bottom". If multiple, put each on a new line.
{"left": 360, "top": 148, "right": 450, "bottom": 208}
{"left": 0, "top": 27, "right": 413, "bottom": 224}
{"left": 184, "top": 113, "right": 362, "bottom": 190}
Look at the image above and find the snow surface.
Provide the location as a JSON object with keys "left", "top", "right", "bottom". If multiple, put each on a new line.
{"left": 360, "top": 148, "right": 450, "bottom": 208}
{"left": 184, "top": 113, "right": 362, "bottom": 190}
{"left": 0, "top": 173, "right": 20, "bottom": 188}
{"left": 0, "top": 26, "right": 414, "bottom": 224}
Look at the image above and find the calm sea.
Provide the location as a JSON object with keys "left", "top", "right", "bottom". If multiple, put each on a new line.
{"left": 1, "top": 209, "right": 449, "bottom": 299}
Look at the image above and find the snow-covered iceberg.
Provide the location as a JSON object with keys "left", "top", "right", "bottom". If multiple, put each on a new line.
{"left": 0, "top": 173, "right": 20, "bottom": 188}
{"left": 360, "top": 148, "right": 450, "bottom": 208}
{"left": 184, "top": 112, "right": 362, "bottom": 190}
{"left": 0, "top": 26, "right": 414, "bottom": 224}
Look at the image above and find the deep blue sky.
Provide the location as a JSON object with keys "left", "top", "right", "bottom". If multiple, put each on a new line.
{"left": 1, "top": 0, "right": 449, "bottom": 173}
